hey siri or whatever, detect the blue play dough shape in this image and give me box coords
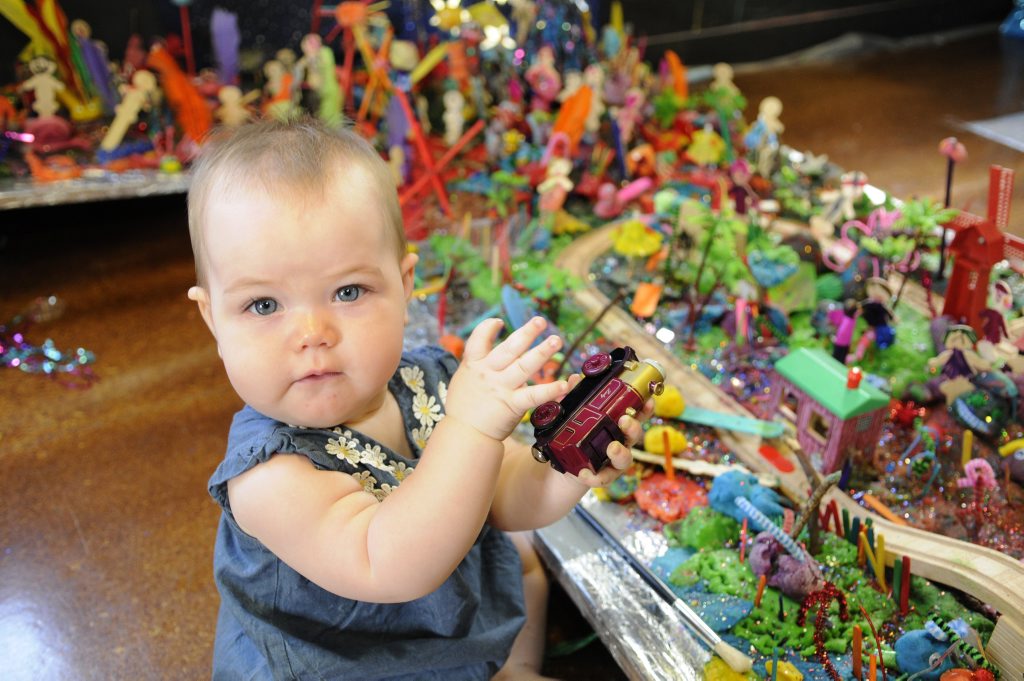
[748,250,799,288]
[894,630,955,680]
[692,591,752,633]
[708,470,786,531]
[649,551,754,635]
[499,285,563,349]
[651,547,695,585]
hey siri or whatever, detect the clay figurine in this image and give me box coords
[19,55,65,118]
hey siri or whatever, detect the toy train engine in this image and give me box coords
[531,347,665,475]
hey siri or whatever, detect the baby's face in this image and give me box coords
[192,167,416,429]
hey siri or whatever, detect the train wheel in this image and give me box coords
[531,401,562,428]
[581,352,612,377]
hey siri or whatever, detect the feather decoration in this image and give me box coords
[145,43,212,144]
[24,0,83,99]
[74,27,117,112]
[210,8,239,85]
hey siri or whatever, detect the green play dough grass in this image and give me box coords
[662,510,993,661]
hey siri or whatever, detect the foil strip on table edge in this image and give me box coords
[534,492,709,681]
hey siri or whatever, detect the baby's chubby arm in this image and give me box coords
[227,317,572,604]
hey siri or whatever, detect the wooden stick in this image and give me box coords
[790,471,841,538]
[861,493,908,526]
[662,429,675,480]
[629,449,778,487]
[892,554,903,610]
[398,118,484,212]
[392,88,452,215]
[739,517,748,564]
[852,625,863,679]
[899,555,911,615]
[554,290,627,379]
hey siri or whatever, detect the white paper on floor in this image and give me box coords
[962,111,1024,152]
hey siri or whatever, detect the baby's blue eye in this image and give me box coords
[336,286,362,302]
[248,298,278,315]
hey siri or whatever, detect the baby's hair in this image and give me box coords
[187,117,406,287]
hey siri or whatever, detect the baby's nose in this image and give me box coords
[297,309,339,349]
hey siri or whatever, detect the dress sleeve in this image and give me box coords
[208,406,306,512]
[406,344,460,384]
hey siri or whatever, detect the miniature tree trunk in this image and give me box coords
[683,221,719,347]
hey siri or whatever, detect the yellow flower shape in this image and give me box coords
[352,471,378,496]
[326,430,362,466]
[392,461,412,482]
[412,392,442,428]
[374,483,396,501]
[400,366,425,393]
[612,219,663,258]
[411,426,431,450]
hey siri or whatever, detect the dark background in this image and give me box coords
[0,0,1012,85]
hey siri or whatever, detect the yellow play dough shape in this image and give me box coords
[643,425,686,454]
[703,657,756,680]
[653,384,685,418]
[765,660,803,680]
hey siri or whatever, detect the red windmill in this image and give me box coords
[942,165,1014,333]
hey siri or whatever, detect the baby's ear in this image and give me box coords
[400,252,419,301]
[400,252,418,324]
[187,286,216,337]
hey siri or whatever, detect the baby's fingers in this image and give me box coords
[505,335,563,385]
[463,318,506,362]
[486,317,549,370]
[617,414,645,448]
[513,379,571,414]
[574,442,632,487]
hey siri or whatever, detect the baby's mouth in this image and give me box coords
[298,370,342,382]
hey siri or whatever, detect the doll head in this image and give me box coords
[944,324,978,351]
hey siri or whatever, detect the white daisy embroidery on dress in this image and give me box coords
[392,461,412,481]
[325,430,398,501]
[359,443,393,472]
[325,429,362,466]
[400,365,425,393]
[373,483,396,501]
[438,381,448,407]
[351,471,378,496]
[411,426,430,450]
[412,392,443,428]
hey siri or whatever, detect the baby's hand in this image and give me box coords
[573,394,655,488]
[445,317,572,442]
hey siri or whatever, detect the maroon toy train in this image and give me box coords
[531,347,666,476]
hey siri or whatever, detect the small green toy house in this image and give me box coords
[767,348,890,474]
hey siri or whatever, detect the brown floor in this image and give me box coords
[2,26,1023,681]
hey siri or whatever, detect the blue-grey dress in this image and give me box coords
[208,346,526,680]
